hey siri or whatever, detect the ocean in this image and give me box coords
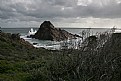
[1,28,110,50]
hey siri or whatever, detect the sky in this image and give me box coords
[0,0,121,28]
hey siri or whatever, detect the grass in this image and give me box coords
[0,32,121,81]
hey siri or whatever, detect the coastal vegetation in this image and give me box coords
[0,28,121,81]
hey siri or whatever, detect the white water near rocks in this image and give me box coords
[2,28,109,50]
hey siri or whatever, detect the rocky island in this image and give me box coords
[33,21,81,41]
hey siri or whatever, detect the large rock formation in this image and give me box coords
[33,21,81,41]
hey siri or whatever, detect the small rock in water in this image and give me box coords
[33,43,38,45]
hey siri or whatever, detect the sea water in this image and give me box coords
[1,28,109,50]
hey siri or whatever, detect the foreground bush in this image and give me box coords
[0,32,121,81]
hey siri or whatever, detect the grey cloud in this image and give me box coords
[42,0,77,7]
[75,3,121,18]
[0,0,121,23]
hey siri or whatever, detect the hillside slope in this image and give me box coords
[0,32,52,81]
[0,32,121,81]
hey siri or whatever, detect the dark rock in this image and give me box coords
[33,21,82,41]
[33,43,38,45]
[27,35,34,38]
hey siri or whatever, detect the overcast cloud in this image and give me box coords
[0,0,121,28]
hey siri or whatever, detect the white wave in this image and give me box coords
[27,28,37,37]
[20,34,83,50]
[114,29,121,33]
[20,35,32,40]
[33,43,61,50]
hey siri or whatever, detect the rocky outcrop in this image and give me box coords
[33,21,82,41]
